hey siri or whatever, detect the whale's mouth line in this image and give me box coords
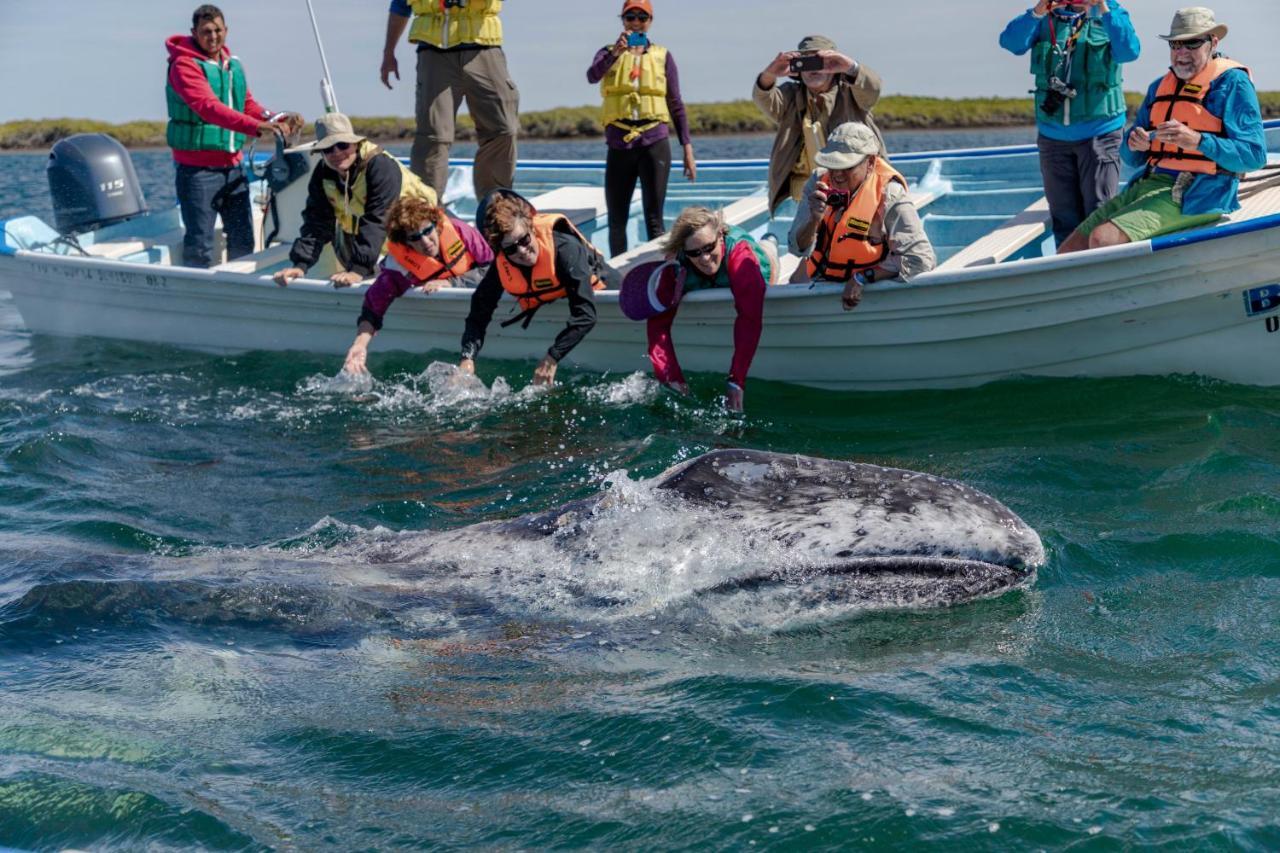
[699,555,1035,596]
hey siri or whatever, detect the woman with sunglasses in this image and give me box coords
[586,0,696,258]
[459,191,620,387]
[639,206,778,412]
[342,196,494,376]
[274,112,437,288]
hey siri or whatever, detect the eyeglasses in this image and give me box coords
[321,141,353,155]
[622,12,650,22]
[406,222,436,241]
[1169,37,1208,50]
[683,237,720,260]
[501,232,533,257]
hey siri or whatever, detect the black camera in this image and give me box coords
[825,190,849,209]
[789,54,825,74]
[1040,76,1077,116]
[443,0,466,7]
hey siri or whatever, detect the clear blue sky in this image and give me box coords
[0,0,1272,122]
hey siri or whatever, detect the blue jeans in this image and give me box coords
[175,164,254,268]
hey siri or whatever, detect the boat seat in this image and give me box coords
[83,240,150,260]
[528,187,608,227]
[212,242,294,274]
[933,196,1050,271]
[1228,173,1280,222]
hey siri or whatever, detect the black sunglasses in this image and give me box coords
[406,222,436,241]
[622,12,650,22]
[501,232,533,257]
[1169,37,1208,50]
[683,237,720,260]
[320,141,353,155]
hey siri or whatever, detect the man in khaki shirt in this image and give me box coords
[753,34,887,216]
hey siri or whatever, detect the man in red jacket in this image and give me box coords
[166,4,301,267]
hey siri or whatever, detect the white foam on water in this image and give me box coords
[581,371,660,407]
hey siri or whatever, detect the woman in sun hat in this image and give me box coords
[273,112,437,288]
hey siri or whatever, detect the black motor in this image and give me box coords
[46,133,148,235]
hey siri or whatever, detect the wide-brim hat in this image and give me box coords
[1158,6,1227,41]
[796,34,837,53]
[284,112,366,154]
[619,260,683,321]
[814,121,879,171]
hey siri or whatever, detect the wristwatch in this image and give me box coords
[863,268,877,284]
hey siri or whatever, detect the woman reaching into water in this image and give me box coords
[624,206,777,412]
[343,196,493,376]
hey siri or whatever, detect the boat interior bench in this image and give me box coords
[934,196,1050,271]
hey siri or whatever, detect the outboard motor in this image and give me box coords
[46,133,148,235]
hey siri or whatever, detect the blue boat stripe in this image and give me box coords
[1151,212,1280,251]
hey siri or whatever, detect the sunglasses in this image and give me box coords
[320,141,353,155]
[1169,37,1208,50]
[406,222,436,241]
[501,232,533,257]
[683,237,720,260]
[622,12,650,22]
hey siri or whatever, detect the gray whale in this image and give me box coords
[468,448,1045,611]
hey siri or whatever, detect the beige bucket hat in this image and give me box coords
[1158,7,1228,41]
[285,112,367,154]
[815,122,879,171]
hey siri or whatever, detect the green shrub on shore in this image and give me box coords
[4,94,1277,149]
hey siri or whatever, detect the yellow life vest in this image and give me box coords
[805,158,908,283]
[385,217,474,284]
[600,45,671,142]
[322,141,438,259]
[1147,58,1251,176]
[407,0,503,49]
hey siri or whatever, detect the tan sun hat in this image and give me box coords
[815,122,879,171]
[284,112,366,154]
[1158,7,1228,42]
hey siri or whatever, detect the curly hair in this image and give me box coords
[662,206,727,258]
[481,193,535,250]
[386,197,446,245]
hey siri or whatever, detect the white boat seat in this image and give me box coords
[83,240,150,260]
[212,242,293,274]
[934,196,1050,271]
[1228,171,1280,222]
[528,187,607,227]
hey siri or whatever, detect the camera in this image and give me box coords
[443,0,466,8]
[1040,76,1077,116]
[825,190,849,209]
[789,54,825,74]
[627,32,649,48]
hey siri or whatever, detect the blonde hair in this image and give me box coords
[662,206,727,257]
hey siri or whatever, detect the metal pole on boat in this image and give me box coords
[304,0,340,113]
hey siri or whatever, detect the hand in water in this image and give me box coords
[532,355,558,386]
[343,345,368,376]
[725,382,745,413]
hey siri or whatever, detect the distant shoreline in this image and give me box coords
[3,94,1276,151]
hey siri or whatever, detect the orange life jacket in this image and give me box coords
[495,214,605,326]
[805,158,909,282]
[385,217,474,283]
[1147,58,1251,176]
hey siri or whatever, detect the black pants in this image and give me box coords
[175,164,254,269]
[604,139,672,258]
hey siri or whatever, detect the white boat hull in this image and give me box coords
[3,214,1279,390]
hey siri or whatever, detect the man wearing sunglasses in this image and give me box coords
[381,0,519,201]
[1000,0,1140,248]
[1058,6,1266,253]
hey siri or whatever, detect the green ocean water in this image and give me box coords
[1,288,1278,849]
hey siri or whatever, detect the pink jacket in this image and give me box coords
[165,35,272,168]
[647,241,766,388]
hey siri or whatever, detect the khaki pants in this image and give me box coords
[412,45,519,201]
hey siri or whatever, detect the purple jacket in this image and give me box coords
[586,45,692,150]
[358,217,494,331]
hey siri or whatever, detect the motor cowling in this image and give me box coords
[46,133,148,235]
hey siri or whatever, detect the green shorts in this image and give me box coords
[1075,173,1222,243]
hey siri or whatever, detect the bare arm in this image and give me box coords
[381,13,410,89]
